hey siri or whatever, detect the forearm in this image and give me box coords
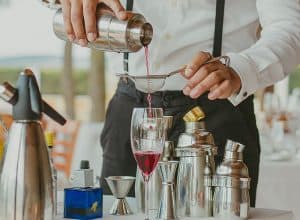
[228,0,300,106]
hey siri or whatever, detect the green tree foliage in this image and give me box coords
[289,66,300,92]
[0,68,88,95]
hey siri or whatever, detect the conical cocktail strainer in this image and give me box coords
[116,56,230,93]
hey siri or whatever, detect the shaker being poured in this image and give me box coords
[47,2,153,52]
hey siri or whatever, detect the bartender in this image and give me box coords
[60,0,300,206]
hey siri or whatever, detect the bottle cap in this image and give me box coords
[45,131,55,148]
[80,160,90,169]
[183,106,205,122]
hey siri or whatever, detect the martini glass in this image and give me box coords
[131,108,165,219]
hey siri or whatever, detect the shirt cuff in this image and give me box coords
[226,53,259,106]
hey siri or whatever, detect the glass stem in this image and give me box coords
[145,176,150,220]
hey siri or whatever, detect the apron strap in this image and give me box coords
[123,0,134,73]
[213,0,226,57]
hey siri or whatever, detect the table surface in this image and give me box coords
[57,194,294,220]
[65,124,299,220]
[256,159,300,220]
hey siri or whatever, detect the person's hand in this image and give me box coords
[60,0,127,47]
[182,51,241,100]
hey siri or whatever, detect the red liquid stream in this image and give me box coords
[144,46,152,115]
[134,151,161,177]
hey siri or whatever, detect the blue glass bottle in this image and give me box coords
[64,187,103,219]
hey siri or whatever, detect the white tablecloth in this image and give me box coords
[256,159,300,220]
[57,194,293,220]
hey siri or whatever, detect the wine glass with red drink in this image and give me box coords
[131,108,165,220]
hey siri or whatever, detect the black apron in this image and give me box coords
[100,0,260,207]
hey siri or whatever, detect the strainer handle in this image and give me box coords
[206,55,230,67]
[177,55,231,76]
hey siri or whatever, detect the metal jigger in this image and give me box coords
[105,176,136,215]
[157,161,179,220]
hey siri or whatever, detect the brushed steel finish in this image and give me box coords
[176,153,213,217]
[0,122,54,220]
[175,121,216,217]
[213,140,251,220]
[157,161,178,220]
[53,9,153,52]
[163,116,173,137]
[105,176,135,216]
[109,198,133,216]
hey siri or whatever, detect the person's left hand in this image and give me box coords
[182,51,241,100]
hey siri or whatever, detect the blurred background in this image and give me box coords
[1,0,300,122]
[0,0,119,121]
[1,0,300,218]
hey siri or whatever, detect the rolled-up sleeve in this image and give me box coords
[228,0,300,106]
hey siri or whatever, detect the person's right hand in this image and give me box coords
[60,0,127,47]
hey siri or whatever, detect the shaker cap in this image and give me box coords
[80,160,90,169]
[177,130,215,148]
[183,106,205,122]
[225,140,245,153]
[127,13,153,51]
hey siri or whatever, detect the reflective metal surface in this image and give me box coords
[116,56,229,93]
[40,0,61,9]
[0,122,54,220]
[213,140,251,220]
[176,151,213,217]
[176,121,216,217]
[105,176,135,215]
[53,10,153,52]
[157,161,178,220]
[135,116,174,215]
[109,198,133,216]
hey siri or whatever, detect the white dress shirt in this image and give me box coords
[106,0,300,105]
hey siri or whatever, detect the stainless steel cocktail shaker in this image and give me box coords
[0,69,66,220]
[40,0,153,52]
[176,106,217,217]
[53,10,153,52]
[213,140,251,219]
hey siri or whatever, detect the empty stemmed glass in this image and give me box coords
[131,108,165,220]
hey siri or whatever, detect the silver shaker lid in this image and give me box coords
[214,140,250,188]
[224,140,245,161]
[225,139,245,153]
[176,127,217,157]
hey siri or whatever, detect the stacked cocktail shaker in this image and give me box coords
[176,106,217,218]
[213,140,251,219]
[136,106,251,220]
